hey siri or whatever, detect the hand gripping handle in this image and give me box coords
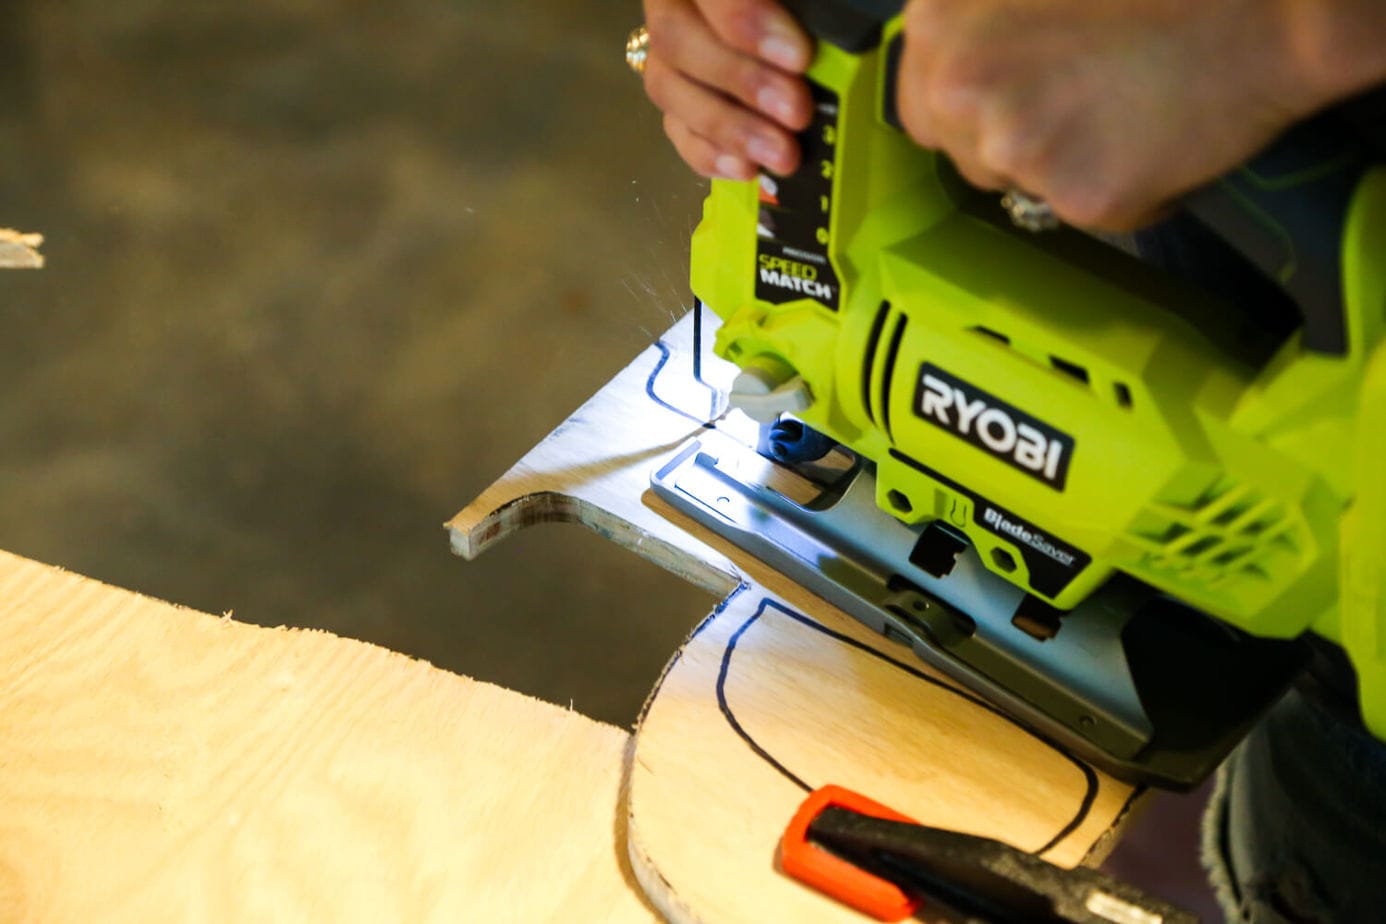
[781,0,1384,355]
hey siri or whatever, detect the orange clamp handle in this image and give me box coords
[779,785,922,922]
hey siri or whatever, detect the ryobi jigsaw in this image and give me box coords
[651,0,1386,788]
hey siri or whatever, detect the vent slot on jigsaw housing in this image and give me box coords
[969,325,1136,410]
[1126,472,1303,599]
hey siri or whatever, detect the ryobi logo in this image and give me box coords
[914,364,1073,490]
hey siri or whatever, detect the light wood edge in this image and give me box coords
[0,228,44,268]
[448,486,738,600]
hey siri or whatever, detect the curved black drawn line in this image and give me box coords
[715,599,814,794]
[714,596,1103,856]
[647,304,725,426]
[646,339,718,427]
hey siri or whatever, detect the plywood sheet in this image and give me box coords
[0,550,656,922]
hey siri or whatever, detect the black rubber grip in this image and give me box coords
[1338,83,1386,158]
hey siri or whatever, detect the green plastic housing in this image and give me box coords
[690,26,1386,737]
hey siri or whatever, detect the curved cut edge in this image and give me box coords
[447,491,583,560]
[447,490,741,601]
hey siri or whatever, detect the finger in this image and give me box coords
[901,65,1009,190]
[897,0,954,149]
[1003,112,1142,230]
[974,106,1051,191]
[897,81,1005,190]
[946,149,1009,191]
[691,0,813,73]
[664,115,757,180]
[909,73,1009,190]
[644,55,801,175]
[648,0,812,131]
[1045,180,1162,232]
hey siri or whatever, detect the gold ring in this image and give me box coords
[626,25,650,75]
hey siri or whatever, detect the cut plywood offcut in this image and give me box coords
[0,550,657,923]
[0,228,44,268]
[447,310,1140,924]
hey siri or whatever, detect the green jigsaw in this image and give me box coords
[652,0,1386,788]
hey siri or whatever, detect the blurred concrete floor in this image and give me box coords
[0,2,1219,919]
[0,0,716,725]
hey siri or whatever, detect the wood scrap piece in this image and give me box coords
[0,228,44,268]
[447,309,741,599]
[0,549,657,923]
[447,311,1140,922]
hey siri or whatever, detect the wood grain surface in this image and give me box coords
[0,550,657,923]
[448,311,1141,923]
